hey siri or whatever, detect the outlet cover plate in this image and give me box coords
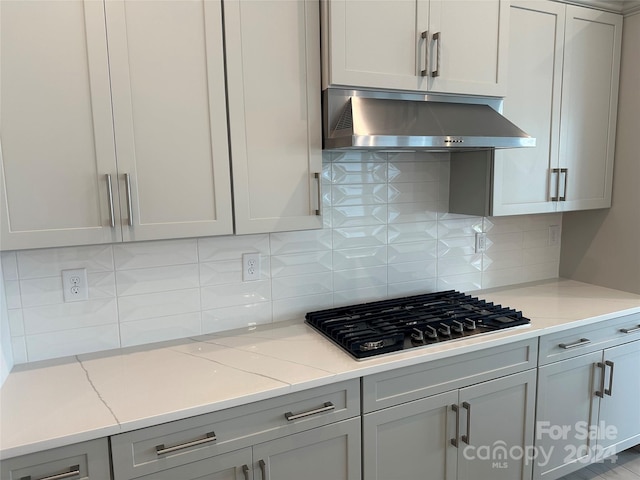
[62,268,89,302]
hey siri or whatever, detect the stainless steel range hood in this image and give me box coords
[323,89,535,151]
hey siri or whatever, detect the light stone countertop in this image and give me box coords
[2,278,640,460]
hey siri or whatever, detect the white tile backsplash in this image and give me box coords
[1,153,564,364]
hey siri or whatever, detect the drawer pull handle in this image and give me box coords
[20,465,80,480]
[155,431,216,455]
[621,325,640,334]
[420,30,429,76]
[106,174,115,228]
[314,172,322,216]
[461,402,471,445]
[284,401,335,421]
[604,360,614,396]
[451,404,460,448]
[596,362,606,398]
[259,459,268,480]
[125,173,133,227]
[242,464,250,480]
[559,338,591,349]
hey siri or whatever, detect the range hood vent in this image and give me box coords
[323,89,535,152]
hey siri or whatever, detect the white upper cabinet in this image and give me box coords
[558,5,622,212]
[491,1,621,216]
[225,0,323,234]
[105,0,233,242]
[0,0,121,250]
[322,0,509,96]
[492,0,565,216]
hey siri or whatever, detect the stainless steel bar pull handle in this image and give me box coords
[285,401,335,421]
[451,404,460,447]
[20,465,80,480]
[604,360,614,396]
[125,173,133,226]
[596,362,606,398]
[155,431,217,455]
[559,338,591,349]
[432,32,441,77]
[106,174,115,228]
[461,402,471,444]
[314,172,322,216]
[621,325,640,334]
[420,31,429,76]
[259,459,268,480]
[559,168,568,201]
[242,464,250,480]
[550,168,560,201]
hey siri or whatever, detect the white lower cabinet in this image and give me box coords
[535,315,640,480]
[363,370,536,480]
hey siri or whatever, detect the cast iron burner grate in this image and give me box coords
[305,290,530,360]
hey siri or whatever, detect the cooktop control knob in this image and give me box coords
[452,320,464,333]
[425,325,438,339]
[438,323,451,336]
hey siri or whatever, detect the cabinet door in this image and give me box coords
[598,340,640,455]
[457,369,536,480]
[105,0,233,241]
[492,1,564,216]
[427,0,508,96]
[252,418,361,480]
[225,0,323,234]
[362,390,458,480]
[558,6,622,211]
[534,351,602,480]
[323,0,430,91]
[136,448,253,480]
[0,0,121,250]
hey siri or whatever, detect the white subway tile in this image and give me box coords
[388,279,438,298]
[523,229,550,249]
[438,255,483,277]
[25,325,121,362]
[22,298,118,335]
[388,161,441,183]
[272,293,334,322]
[333,265,387,292]
[482,268,526,289]
[119,312,202,348]
[388,241,437,264]
[11,336,27,364]
[4,281,21,309]
[388,202,439,224]
[198,234,270,262]
[387,152,446,164]
[484,216,525,234]
[334,286,388,306]
[113,239,197,270]
[486,232,524,252]
[8,309,24,336]
[522,213,562,230]
[332,226,387,249]
[118,288,201,323]
[331,205,387,228]
[388,222,438,244]
[202,303,272,334]
[438,218,483,238]
[200,256,270,286]
[116,264,199,296]
[17,245,113,279]
[272,272,332,300]
[387,182,440,204]
[331,184,388,206]
[271,251,332,278]
[201,281,271,310]
[20,272,116,308]
[270,229,332,255]
[331,162,387,184]
[1,252,18,281]
[483,250,523,271]
[333,246,387,270]
[522,262,559,282]
[388,260,437,284]
[437,273,482,292]
[438,237,477,258]
[330,151,387,163]
[523,246,561,265]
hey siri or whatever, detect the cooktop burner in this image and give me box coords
[305,290,530,360]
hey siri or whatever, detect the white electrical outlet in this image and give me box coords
[549,225,561,246]
[62,268,89,302]
[242,253,261,282]
[475,232,487,253]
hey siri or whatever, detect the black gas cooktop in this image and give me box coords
[305,290,530,360]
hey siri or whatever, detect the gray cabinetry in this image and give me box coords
[535,313,640,480]
[111,379,361,480]
[362,339,538,480]
[0,438,110,480]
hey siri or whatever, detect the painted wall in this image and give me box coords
[560,12,640,294]
[1,153,563,365]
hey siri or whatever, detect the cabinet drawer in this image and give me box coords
[539,313,640,365]
[1,438,110,480]
[111,379,359,479]
[362,338,537,413]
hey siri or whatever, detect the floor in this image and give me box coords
[559,446,640,480]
